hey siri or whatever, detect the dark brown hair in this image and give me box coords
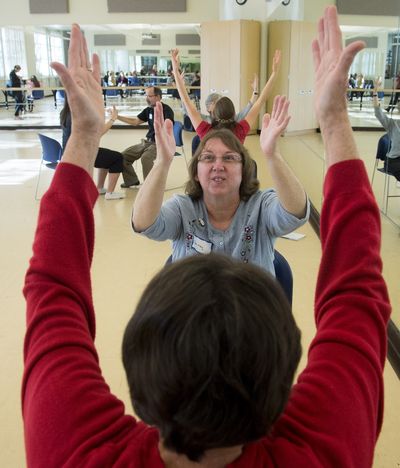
[122,253,301,462]
[185,128,259,201]
[211,96,236,130]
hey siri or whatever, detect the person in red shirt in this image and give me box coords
[170,47,281,144]
[23,8,390,468]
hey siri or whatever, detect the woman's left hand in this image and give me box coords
[154,102,175,165]
[260,95,290,157]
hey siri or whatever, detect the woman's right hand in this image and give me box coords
[171,48,180,73]
[154,102,175,165]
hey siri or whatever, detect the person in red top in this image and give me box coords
[23,8,391,468]
[170,47,281,144]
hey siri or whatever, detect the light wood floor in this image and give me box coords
[0,100,399,466]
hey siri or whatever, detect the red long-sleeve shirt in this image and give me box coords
[23,159,390,467]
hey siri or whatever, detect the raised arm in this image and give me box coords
[236,74,259,121]
[23,25,134,467]
[244,50,281,127]
[170,48,203,129]
[372,79,391,130]
[260,95,307,218]
[132,101,176,231]
[114,107,144,127]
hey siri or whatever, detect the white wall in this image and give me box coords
[220,0,305,22]
[0,0,219,26]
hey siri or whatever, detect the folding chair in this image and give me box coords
[35,134,62,200]
[173,121,189,169]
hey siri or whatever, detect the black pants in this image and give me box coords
[385,157,400,182]
[387,92,400,110]
[13,91,24,116]
[95,147,123,173]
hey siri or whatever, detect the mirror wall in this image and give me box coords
[0,16,398,332]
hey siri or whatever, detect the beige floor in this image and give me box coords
[0,100,399,466]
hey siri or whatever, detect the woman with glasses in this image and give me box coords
[132,96,309,275]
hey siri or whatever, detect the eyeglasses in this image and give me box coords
[198,153,243,164]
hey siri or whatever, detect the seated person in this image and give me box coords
[113,86,174,187]
[26,75,41,112]
[171,47,280,144]
[132,96,309,276]
[191,73,260,155]
[372,83,400,182]
[23,8,390,467]
[60,98,125,200]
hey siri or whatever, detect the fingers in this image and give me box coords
[68,24,81,69]
[78,27,90,70]
[311,39,321,73]
[326,5,342,53]
[50,62,76,95]
[164,118,174,138]
[261,113,271,130]
[92,53,101,83]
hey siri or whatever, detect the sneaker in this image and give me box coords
[14,115,23,120]
[98,188,107,195]
[105,191,125,200]
[120,182,141,188]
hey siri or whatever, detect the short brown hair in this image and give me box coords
[122,253,301,462]
[148,86,162,98]
[185,129,259,201]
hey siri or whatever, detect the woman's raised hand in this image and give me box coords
[171,48,181,73]
[260,95,290,157]
[154,102,176,165]
[312,6,364,124]
[272,50,282,75]
[50,24,104,140]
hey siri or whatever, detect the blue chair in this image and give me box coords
[35,134,62,200]
[166,249,293,305]
[173,121,189,169]
[273,250,293,305]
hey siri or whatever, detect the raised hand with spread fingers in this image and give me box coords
[50,24,104,173]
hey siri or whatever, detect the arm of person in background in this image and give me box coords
[132,101,176,232]
[113,105,144,126]
[101,105,118,135]
[260,95,307,218]
[372,79,391,130]
[170,48,203,130]
[236,73,259,121]
[244,50,281,127]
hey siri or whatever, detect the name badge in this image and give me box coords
[192,235,212,254]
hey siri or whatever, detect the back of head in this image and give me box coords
[205,92,221,112]
[122,253,301,462]
[211,96,236,130]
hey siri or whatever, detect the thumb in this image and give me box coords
[338,41,365,75]
[164,118,174,137]
[262,113,271,130]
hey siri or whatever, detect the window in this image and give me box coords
[1,27,27,80]
[34,32,49,78]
